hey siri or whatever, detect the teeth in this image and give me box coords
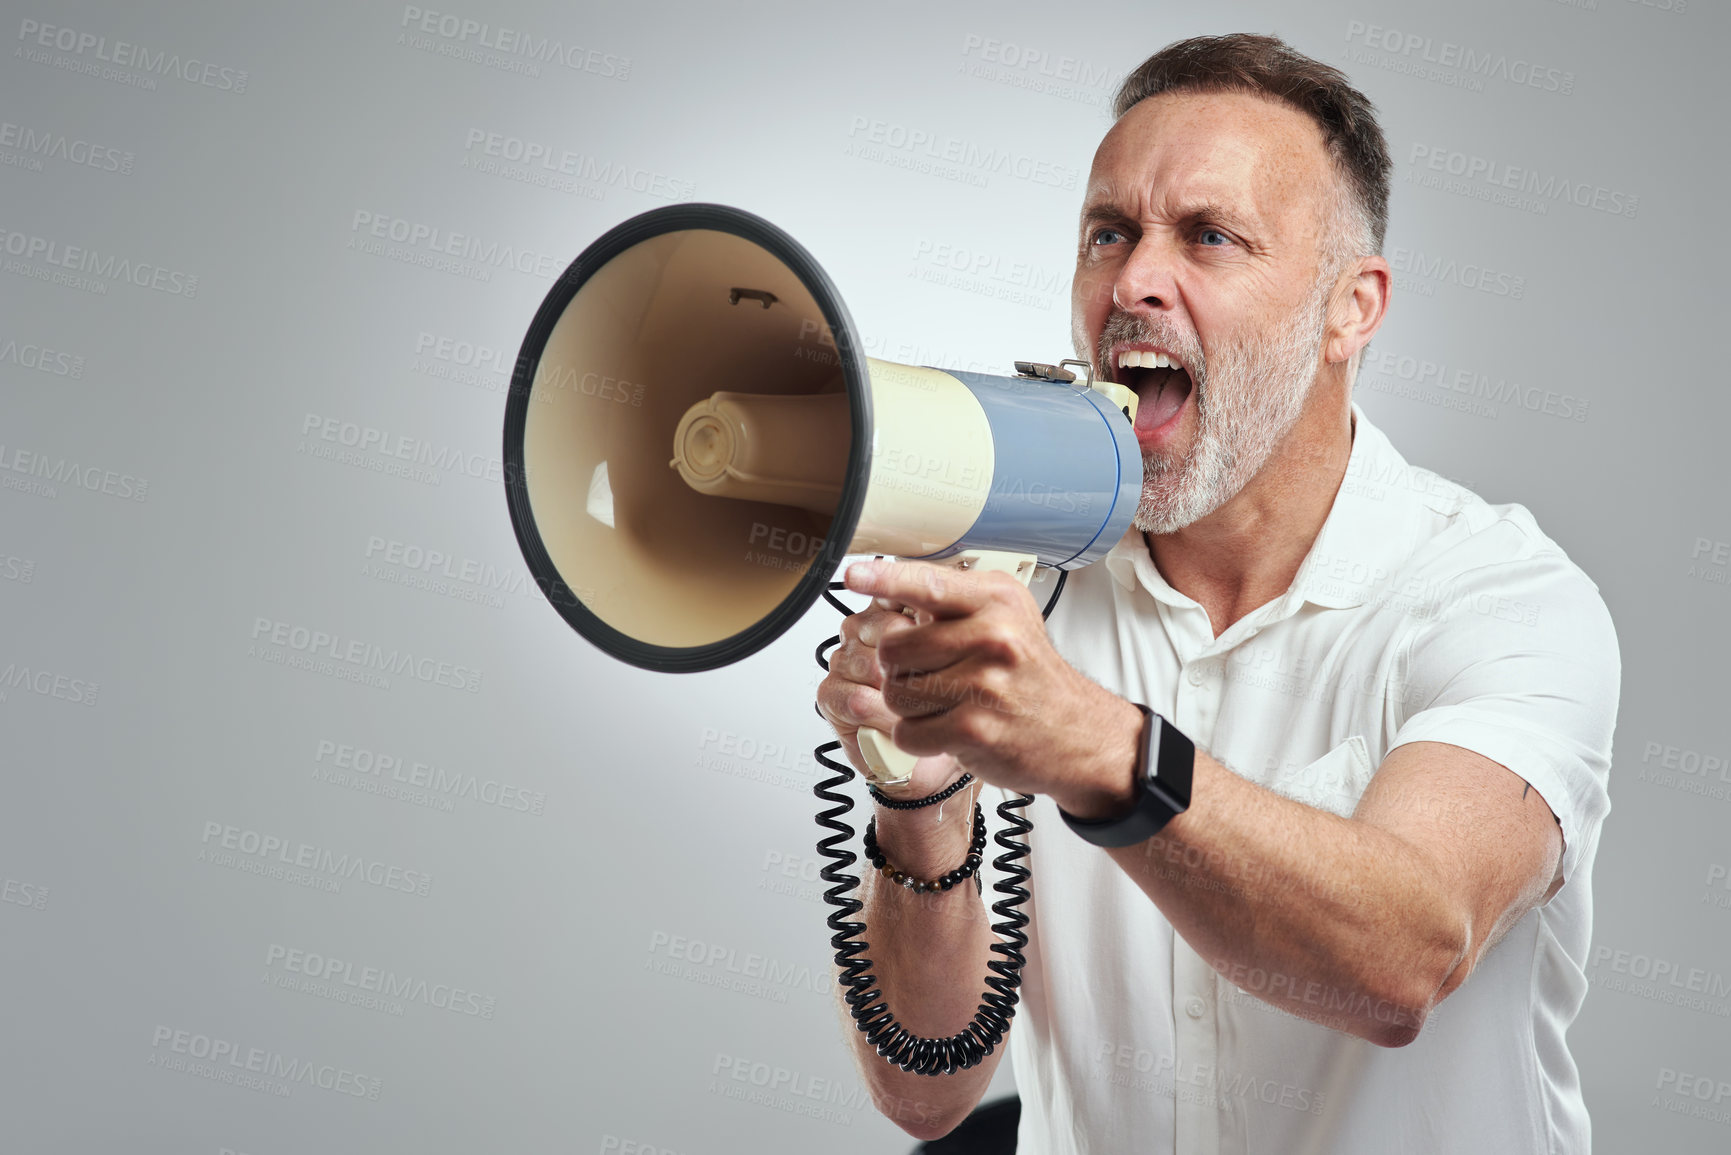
[1116,350,1179,370]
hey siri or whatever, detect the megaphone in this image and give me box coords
[501,203,1142,782]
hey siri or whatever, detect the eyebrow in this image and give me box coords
[1079,192,1263,238]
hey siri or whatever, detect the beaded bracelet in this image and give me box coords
[867,773,975,810]
[863,801,987,895]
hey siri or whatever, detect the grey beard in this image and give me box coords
[1086,282,1331,535]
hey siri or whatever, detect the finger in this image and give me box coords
[882,655,1031,727]
[855,608,919,649]
[825,635,883,688]
[880,663,972,720]
[841,602,906,640]
[843,559,989,620]
[875,615,1011,677]
[880,682,956,724]
[890,670,1032,755]
[882,714,951,758]
[817,671,901,734]
[890,709,982,758]
[840,642,883,688]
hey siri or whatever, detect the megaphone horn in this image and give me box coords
[502,204,1143,783]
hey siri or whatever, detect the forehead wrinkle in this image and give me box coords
[1084,92,1330,249]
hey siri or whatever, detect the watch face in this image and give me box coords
[1141,709,1162,784]
[1058,706,1193,847]
[1150,713,1195,812]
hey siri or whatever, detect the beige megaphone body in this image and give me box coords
[501,205,1145,784]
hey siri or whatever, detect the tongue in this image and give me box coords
[1134,370,1192,435]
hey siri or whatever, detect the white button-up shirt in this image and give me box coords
[1002,404,1620,1154]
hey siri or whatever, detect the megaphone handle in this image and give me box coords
[853,549,1039,789]
[856,727,918,787]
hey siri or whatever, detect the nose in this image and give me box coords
[1111,237,1176,314]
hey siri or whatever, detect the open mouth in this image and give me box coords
[1113,348,1193,435]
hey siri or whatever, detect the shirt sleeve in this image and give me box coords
[1386,541,1621,887]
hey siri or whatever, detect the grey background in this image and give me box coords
[3,0,1727,1151]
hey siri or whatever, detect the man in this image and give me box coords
[816,33,1619,1154]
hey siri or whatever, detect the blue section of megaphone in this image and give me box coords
[916,370,1143,568]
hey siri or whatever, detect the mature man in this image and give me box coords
[817,33,1619,1154]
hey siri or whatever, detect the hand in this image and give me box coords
[839,558,1142,812]
[816,590,967,801]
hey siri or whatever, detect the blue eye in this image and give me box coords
[1091,228,1126,246]
[1199,228,1229,246]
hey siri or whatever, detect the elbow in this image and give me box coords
[870,1092,965,1142]
[1355,976,1436,1048]
[902,1119,958,1144]
[859,1061,978,1141]
[1363,1010,1426,1049]
[1361,918,1471,1049]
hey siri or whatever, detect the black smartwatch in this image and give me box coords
[1059,703,1194,847]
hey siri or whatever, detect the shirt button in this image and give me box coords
[1185,996,1206,1019]
[1187,665,1206,687]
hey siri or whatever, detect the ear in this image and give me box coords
[1324,255,1391,366]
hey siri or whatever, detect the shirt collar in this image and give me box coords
[1103,529,1187,605]
[1099,404,1440,612]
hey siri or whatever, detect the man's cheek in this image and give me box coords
[1075,281,1115,347]
[1079,274,1119,313]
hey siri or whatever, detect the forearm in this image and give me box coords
[1049,699,1466,1044]
[1094,747,1468,1045]
[839,802,1007,1140]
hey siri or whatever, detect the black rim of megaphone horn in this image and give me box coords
[502,203,873,674]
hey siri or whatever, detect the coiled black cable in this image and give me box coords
[811,565,1065,1076]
